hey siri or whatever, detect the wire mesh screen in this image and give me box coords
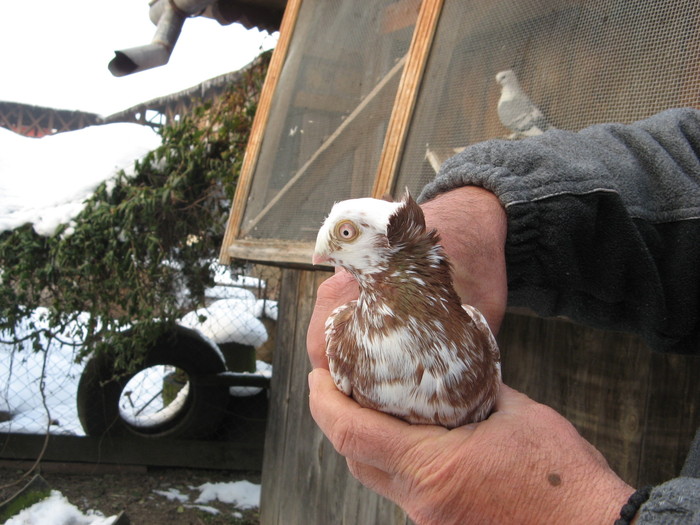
[394,0,700,195]
[240,0,419,242]
[0,264,279,438]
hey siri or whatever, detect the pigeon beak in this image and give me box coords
[313,224,333,265]
[312,235,330,265]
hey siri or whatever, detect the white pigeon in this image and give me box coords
[495,69,551,138]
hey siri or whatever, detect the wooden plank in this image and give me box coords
[0,460,146,475]
[372,0,444,198]
[638,351,700,485]
[275,269,324,523]
[0,433,262,471]
[227,239,321,269]
[497,312,700,487]
[219,0,303,264]
[260,268,301,524]
[497,314,650,485]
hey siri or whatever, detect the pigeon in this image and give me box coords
[312,190,501,428]
[496,69,551,138]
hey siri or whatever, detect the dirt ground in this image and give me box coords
[0,463,261,524]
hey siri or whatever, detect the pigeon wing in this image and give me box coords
[325,301,358,396]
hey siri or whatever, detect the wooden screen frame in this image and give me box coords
[220,0,444,267]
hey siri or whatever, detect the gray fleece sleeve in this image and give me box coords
[418,108,700,355]
[636,478,700,524]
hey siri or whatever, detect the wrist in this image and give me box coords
[557,469,635,525]
[421,186,507,333]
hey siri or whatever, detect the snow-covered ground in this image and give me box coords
[7,480,261,524]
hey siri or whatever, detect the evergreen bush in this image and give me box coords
[0,51,270,371]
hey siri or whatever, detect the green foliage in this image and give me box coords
[0,51,271,369]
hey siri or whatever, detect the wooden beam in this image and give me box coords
[372,0,445,198]
[219,0,303,264]
[0,433,263,471]
[226,239,331,270]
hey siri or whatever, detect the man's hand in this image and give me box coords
[308,369,634,525]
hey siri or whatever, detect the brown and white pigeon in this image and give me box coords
[312,190,500,428]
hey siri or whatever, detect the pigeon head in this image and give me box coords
[495,69,518,87]
[313,190,426,276]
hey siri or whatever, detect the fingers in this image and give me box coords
[308,369,446,470]
[306,271,358,369]
[308,369,402,502]
[346,458,395,495]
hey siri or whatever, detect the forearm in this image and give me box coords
[421,186,507,334]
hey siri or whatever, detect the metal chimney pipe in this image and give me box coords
[108,0,217,77]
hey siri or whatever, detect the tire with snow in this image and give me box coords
[77,325,229,439]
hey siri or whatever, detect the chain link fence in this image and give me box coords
[0,263,279,440]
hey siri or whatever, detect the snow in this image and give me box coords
[227,360,273,397]
[255,298,279,321]
[5,480,263,524]
[119,369,191,428]
[152,488,189,503]
[186,504,221,515]
[5,490,118,525]
[0,308,86,436]
[195,480,261,509]
[0,123,161,236]
[179,298,269,347]
[151,482,262,516]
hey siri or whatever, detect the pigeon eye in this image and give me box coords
[335,221,358,242]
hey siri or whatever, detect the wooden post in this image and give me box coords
[372,0,444,198]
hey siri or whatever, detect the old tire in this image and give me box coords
[77,325,229,439]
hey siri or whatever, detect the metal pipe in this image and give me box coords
[108,0,217,77]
